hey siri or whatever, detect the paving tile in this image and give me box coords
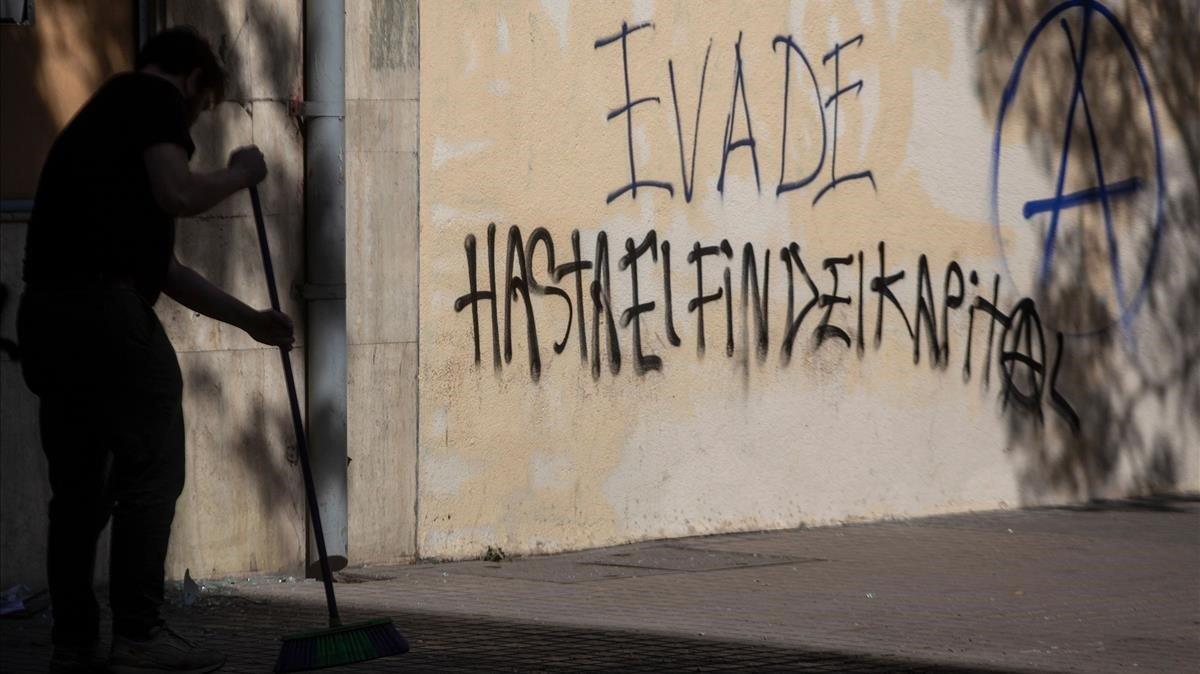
[2,500,1198,672]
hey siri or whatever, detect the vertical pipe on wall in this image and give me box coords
[136,0,149,47]
[303,0,348,575]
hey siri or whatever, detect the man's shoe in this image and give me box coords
[49,641,103,673]
[109,624,225,674]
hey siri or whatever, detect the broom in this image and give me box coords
[249,186,409,672]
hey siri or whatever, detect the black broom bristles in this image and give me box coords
[275,618,408,672]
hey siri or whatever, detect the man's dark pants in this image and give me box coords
[17,283,185,645]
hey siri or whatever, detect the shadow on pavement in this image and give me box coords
[1,592,1018,673]
[1057,493,1200,512]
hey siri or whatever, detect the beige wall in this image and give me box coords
[157,0,308,580]
[0,0,133,200]
[3,0,1196,587]
[417,1,1199,560]
[345,0,420,565]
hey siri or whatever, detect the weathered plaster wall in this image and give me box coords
[418,0,1198,560]
[3,0,1195,587]
[345,0,420,565]
[0,0,134,200]
[155,0,308,580]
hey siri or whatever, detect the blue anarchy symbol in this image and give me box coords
[989,0,1165,337]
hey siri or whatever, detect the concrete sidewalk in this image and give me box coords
[2,497,1197,672]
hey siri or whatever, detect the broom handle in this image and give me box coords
[250,186,341,627]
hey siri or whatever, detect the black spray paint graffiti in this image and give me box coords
[596,24,876,205]
[453,226,1081,435]
[448,18,1102,436]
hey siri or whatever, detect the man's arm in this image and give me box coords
[145,143,267,217]
[163,255,294,348]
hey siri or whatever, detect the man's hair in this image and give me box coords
[136,26,226,102]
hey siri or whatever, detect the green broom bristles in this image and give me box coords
[275,618,409,672]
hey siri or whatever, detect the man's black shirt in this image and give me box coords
[23,72,195,304]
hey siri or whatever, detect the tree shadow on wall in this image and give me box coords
[180,363,303,572]
[163,0,303,287]
[132,2,309,575]
[971,0,1199,502]
[156,0,307,575]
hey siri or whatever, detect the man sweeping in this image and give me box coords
[18,27,294,673]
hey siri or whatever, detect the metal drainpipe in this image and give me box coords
[136,1,152,48]
[302,0,348,576]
